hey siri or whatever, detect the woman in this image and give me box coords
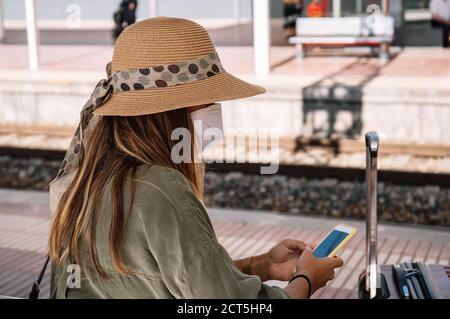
[48,17,343,299]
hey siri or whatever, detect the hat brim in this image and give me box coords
[93,72,266,116]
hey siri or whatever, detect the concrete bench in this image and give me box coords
[289,16,395,61]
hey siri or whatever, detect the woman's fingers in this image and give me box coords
[329,256,344,268]
[281,239,316,252]
[282,239,306,252]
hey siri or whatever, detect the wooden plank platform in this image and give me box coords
[0,188,448,299]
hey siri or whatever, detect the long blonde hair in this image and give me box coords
[49,107,203,277]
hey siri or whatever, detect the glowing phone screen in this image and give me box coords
[313,230,350,258]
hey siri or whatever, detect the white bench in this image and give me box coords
[289,16,395,61]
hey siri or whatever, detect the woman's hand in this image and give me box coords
[234,239,310,282]
[235,239,312,281]
[263,239,310,281]
[285,248,344,298]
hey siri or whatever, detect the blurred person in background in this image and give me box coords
[113,0,138,42]
[307,0,324,18]
[430,0,450,47]
[48,17,344,299]
[282,0,304,38]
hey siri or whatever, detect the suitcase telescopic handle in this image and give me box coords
[365,132,379,299]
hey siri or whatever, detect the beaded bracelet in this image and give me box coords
[288,274,312,298]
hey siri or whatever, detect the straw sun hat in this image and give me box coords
[93,16,266,116]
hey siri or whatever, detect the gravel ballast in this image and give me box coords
[1,156,449,227]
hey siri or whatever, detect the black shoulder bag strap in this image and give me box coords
[29,255,50,299]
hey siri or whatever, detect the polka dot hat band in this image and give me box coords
[48,17,266,213]
[110,51,225,92]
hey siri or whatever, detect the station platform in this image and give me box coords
[1,45,449,147]
[1,188,449,299]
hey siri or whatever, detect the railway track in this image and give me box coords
[2,124,450,157]
[2,145,450,187]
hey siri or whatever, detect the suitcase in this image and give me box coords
[358,132,450,299]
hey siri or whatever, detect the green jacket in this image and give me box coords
[50,165,289,299]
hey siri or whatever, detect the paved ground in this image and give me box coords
[2,17,444,47]
[3,19,287,46]
[0,188,449,299]
[1,44,449,78]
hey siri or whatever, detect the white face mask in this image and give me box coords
[190,103,224,158]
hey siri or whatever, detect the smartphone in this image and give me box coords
[312,224,357,258]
